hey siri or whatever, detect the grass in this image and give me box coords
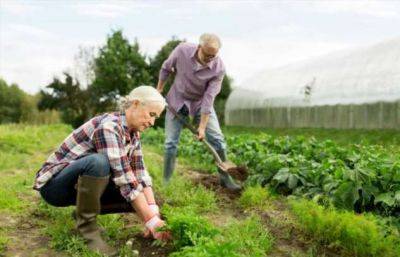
[144,146,218,214]
[0,121,271,257]
[36,200,135,257]
[238,185,273,210]
[0,124,72,214]
[289,198,400,257]
[221,215,273,257]
[0,230,7,255]
[144,146,274,257]
[0,124,73,256]
[1,123,398,257]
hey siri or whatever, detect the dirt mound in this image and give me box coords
[227,165,248,181]
[188,171,242,200]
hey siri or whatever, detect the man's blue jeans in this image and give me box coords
[39,154,125,207]
[164,106,227,156]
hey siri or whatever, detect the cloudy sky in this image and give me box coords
[1,0,399,94]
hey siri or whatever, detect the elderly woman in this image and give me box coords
[33,86,170,256]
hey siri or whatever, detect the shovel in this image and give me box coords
[167,105,248,181]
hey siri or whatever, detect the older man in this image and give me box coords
[34,86,170,256]
[157,33,241,190]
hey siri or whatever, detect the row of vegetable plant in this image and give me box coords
[142,129,400,218]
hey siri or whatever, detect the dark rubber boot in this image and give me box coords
[216,150,241,191]
[163,152,176,184]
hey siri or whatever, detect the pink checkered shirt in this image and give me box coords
[33,112,152,201]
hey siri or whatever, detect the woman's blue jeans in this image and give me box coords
[39,154,125,207]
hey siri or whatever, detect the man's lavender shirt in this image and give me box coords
[159,42,225,118]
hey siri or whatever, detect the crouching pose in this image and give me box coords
[34,86,170,256]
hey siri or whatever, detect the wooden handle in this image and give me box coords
[167,105,223,165]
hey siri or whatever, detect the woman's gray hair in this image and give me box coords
[118,85,167,111]
[199,33,222,49]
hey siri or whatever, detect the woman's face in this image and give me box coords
[126,100,164,132]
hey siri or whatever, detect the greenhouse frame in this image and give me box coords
[225,37,400,129]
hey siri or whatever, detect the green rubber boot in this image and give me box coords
[75,175,118,256]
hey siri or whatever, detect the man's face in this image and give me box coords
[198,45,219,64]
[126,101,164,132]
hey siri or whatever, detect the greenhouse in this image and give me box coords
[225,37,400,129]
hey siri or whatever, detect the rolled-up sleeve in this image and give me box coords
[92,123,143,202]
[201,72,225,114]
[159,44,181,82]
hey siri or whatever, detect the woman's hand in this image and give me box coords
[143,203,160,237]
[148,203,160,216]
[144,215,171,241]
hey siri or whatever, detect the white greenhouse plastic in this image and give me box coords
[225,37,400,129]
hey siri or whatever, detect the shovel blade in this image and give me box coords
[216,161,237,172]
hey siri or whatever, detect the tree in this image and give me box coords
[149,36,183,85]
[0,78,26,123]
[214,75,233,125]
[148,37,183,127]
[38,72,91,128]
[73,46,96,89]
[91,30,151,112]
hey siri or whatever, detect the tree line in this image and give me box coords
[36,30,233,128]
[0,78,60,124]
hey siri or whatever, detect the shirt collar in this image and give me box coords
[119,112,138,142]
[120,112,129,131]
[191,47,215,70]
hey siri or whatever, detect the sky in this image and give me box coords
[1,0,400,94]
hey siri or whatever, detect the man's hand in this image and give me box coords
[197,113,209,141]
[156,80,165,94]
[197,126,206,141]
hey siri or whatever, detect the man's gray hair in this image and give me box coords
[199,33,221,49]
[118,85,167,111]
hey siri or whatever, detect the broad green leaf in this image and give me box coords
[395,191,400,202]
[374,193,395,206]
[333,181,360,209]
[272,168,289,183]
[287,174,299,189]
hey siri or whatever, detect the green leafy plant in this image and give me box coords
[290,198,400,257]
[163,206,219,250]
[239,185,272,210]
[142,129,400,217]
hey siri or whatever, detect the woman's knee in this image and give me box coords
[84,154,111,177]
[39,186,75,207]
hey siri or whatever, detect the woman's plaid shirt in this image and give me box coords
[33,112,152,201]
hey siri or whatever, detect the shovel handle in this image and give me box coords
[167,105,224,165]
